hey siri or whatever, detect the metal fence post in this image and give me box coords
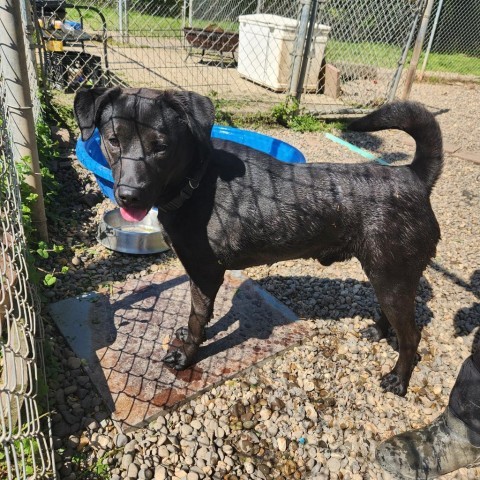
[0,0,48,242]
[188,0,193,27]
[402,0,436,99]
[289,0,312,98]
[118,0,129,43]
[294,0,319,102]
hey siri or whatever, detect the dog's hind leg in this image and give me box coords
[163,269,224,370]
[361,311,391,342]
[368,271,422,396]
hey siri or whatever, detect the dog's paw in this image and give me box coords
[175,326,206,344]
[380,372,407,397]
[361,325,385,342]
[163,348,191,371]
[175,326,189,342]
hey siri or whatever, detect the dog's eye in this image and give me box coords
[153,142,168,153]
[108,137,120,148]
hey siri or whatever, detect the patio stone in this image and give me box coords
[49,269,309,430]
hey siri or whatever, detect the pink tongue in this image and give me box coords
[119,207,148,222]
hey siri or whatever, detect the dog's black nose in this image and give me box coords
[117,186,140,206]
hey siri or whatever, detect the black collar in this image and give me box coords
[156,159,209,213]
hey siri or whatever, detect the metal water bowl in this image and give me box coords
[97,208,169,255]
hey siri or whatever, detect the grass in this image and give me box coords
[422,51,480,77]
[327,39,480,77]
[65,6,478,76]
[66,6,238,38]
[67,7,183,37]
[327,40,403,69]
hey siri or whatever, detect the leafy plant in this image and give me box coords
[16,109,60,241]
[208,92,345,132]
[288,112,326,132]
[0,429,43,477]
[271,97,346,133]
[13,92,69,291]
[43,273,57,287]
[208,90,235,126]
[36,241,64,259]
[42,266,69,288]
[271,96,301,127]
[35,114,61,217]
[71,449,118,479]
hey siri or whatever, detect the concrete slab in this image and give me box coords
[401,136,460,154]
[49,269,309,431]
[455,150,480,165]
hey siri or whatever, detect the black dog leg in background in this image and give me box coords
[361,311,391,342]
[368,270,422,396]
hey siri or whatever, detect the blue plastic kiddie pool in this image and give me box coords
[76,125,306,203]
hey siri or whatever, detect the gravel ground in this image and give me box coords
[42,81,479,479]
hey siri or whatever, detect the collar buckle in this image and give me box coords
[187,178,200,190]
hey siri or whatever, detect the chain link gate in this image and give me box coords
[33,0,428,115]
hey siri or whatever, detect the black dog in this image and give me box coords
[74,88,443,396]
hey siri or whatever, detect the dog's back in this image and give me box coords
[207,101,443,271]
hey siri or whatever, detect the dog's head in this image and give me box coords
[74,87,215,220]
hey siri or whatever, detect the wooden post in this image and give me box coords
[0,0,48,241]
[402,0,436,99]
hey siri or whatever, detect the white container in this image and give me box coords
[238,14,331,92]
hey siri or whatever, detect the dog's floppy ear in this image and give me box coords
[73,87,121,140]
[164,91,215,146]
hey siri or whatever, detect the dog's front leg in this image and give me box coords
[163,273,224,370]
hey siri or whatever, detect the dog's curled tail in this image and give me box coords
[348,101,443,191]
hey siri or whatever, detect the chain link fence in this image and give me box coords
[315,0,422,108]
[0,76,54,480]
[419,0,480,82]
[0,0,55,478]
[34,0,434,115]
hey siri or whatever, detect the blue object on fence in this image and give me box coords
[76,125,306,203]
[64,20,82,30]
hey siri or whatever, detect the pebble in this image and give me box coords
[67,356,82,370]
[303,379,315,392]
[191,419,202,431]
[154,466,167,480]
[71,256,82,266]
[259,408,272,421]
[127,462,139,479]
[277,437,288,452]
[327,457,342,473]
[139,468,153,480]
[121,453,134,470]
[115,433,129,448]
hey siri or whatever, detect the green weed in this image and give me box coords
[271,97,345,133]
[71,449,119,479]
[209,93,345,132]
[12,94,71,290]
